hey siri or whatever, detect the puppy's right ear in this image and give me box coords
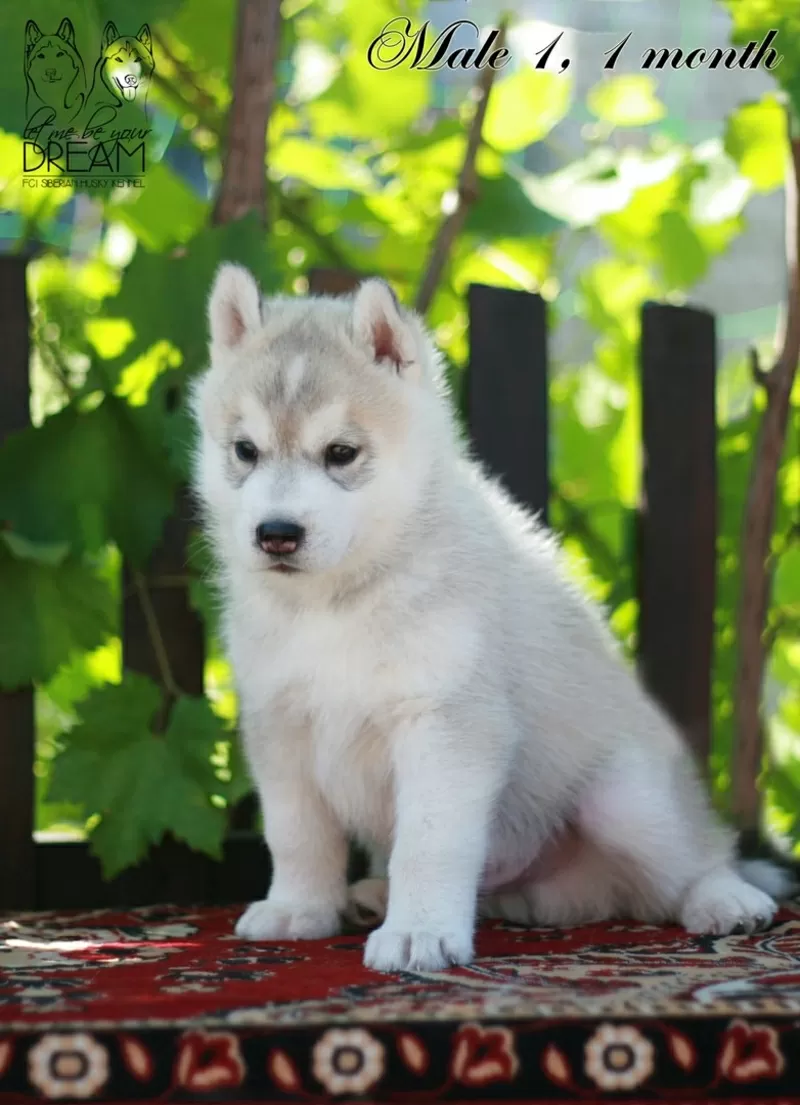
[208,263,262,354]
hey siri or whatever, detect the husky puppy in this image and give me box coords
[82,23,154,134]
[24,19,87,137]
[192,264,790,973]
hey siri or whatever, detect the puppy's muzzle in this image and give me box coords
[255,519,306,557]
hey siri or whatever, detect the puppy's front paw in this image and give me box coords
[681,870,777,936]
[235,899,341,941]
[363,924,473,972]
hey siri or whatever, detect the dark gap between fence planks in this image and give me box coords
[0,259,728,909]
[0,256,35,912]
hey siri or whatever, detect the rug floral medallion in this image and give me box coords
[2,902,800,1102]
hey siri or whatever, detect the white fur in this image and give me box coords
[192,266,790,973]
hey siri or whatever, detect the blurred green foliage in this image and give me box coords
[0,0,798,876]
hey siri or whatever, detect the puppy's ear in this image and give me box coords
[208,263,262,354]
[102,22,119,49]
[137,24,152,53]
[26,21,42,52]
[56,18,76,47]
[351,279,417,377]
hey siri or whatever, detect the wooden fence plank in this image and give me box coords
[0,256,35,912]
[467,284,549,520]
[638,302,717,764]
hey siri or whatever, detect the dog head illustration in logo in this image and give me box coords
[85,22,154,127]
[24,18,86,135]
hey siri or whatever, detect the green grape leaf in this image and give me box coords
[484,67,571,152]
[654,209,709,289]
[0,541,114,689]
[166,693,230,783]
[271,138,376,193]
[166,0,236,81]
[48,674,229,878]
[100,214,277,385]
[774,545,800,608]
[465,172,565,240]
[725,95,789,193]
[125,369,197,482]
[113,162,209,250]
[307,0,429,141]
[0,397,177,564]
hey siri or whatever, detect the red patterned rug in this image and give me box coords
[2,903,800,1102]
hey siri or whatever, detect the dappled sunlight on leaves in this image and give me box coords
[588,75,666,129]
[483,66,571,152]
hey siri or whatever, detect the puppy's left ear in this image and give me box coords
[102,22,120,50]
[208,263,262,355]
[137,24,152,53]
[351,279,418,379]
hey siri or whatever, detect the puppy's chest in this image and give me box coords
[235,597,476,837]
[292,633,400,839]
[238,609,424,838]
[241,601,444,721]
[312,716,394,839]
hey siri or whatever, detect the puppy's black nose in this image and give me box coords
[255,519,306,556]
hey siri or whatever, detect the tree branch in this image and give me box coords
[732,114,800,831]
[414,23,508,315]
[212,0,282,226]
[749,345,772,392]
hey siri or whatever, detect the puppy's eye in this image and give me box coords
[234,439,258,463]
[325,443,360,467]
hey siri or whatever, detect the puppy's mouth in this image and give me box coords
[269,562,301,575]
[114,73,140,101]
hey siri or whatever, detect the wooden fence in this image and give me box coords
[0,261,720,911]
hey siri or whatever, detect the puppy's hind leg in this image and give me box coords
[343,878,389,929]
[343,844,389,929]
[480,838,621,928]
[576,742,778,935]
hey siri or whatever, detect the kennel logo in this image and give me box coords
[22,18,155,189]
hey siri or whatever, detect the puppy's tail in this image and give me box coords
[737,858,798,901]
